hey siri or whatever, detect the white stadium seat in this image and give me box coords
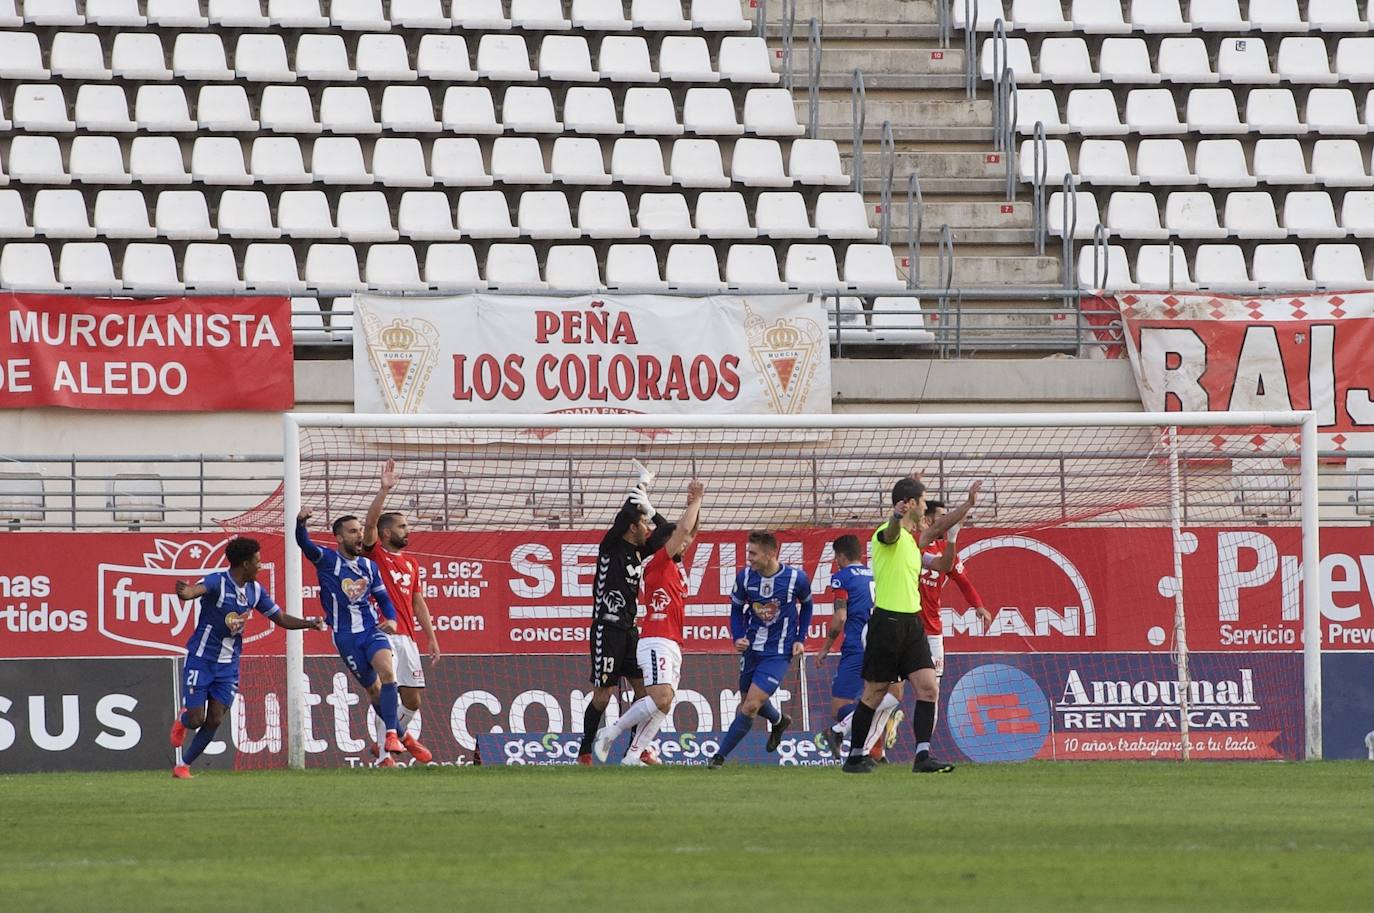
[381,86,440,132]
[513,0,572,29]
[320,86,380,134]
[199,86,259,132]
[671,139,730,187]
[133,85,194,132]
[1283,190,1344,237]
[1098,38,1158,83]
[1223,191,1286,239]
[0,242,59,289]
[457,190,519,239]
[1217,36,1280,83]
[980,37,1039,84]
[1132,0,1188,32]
[551,136,612,185]
[540,36,598,81]
[86,0,145,25]
[432,138,492,187]
[1159,37,1218,83]
[1306,88,1364,134]
[147,0,208,26]
[952,0,1007,30]
[573,0,630,30]
[244,243,304,293]
[1077,244,1133,289]
[1016,89,1067,134]
[844,244,907,293]
[1342,191,1374,236]
[10,135,70,184]
[785,243,842,290]
[442,88,500,135]
[59,242,119,292]
[1135,245,1195,289]
[1038,37,1100,84]
[33,189,95,238]
[1312,244,1369,286]
[1013,0,1070,31]
[425,244,484,289]
[697,191,756,238]
[731,137,792,187]
[130,136,190,184]
[665,244,723,291]
[295,34,356,81]
[725,244,783,288]
[26,0,83,25]
[491,136,553,184]
[790,140,849,186]
[1335,38,1374,83]
[312,137,373,184]
[69,136,128,184]
[755,191,816,238]
[1047,190,1101,239]
[1312,139,1374,186]
[183,242,243,290]
[1106,191,1168,239]
[454,0,509,28]
[0,190,34,237]
[564,87,624,134]
[417,36,475,81]
[373,137,433,187]
[519,190,579,239]
[398,191,460,240]
[98,191,154,240]
[503,87,562,134]
[357,34,417,81]
[1186,88,1245,133]
[719,37,778,84]
[218,190,279,239]
[14,85,75,132]
[51,32,111,79]
[638,192,697,239]
[1165,191,1227,238]
[155,190,216,240]
[815,192,877,239]
[236,35,295,82]
[691,0,750,31]
[1253,138,1314,183]
[190,137,252,185]
[304,244,361,293]
[1250,0,1307,32]
[624,87,683,135]
[631,0,689,30]
[1066,89,1127,135]
[1018,138,1072,183]
[1246,88,1308,133]
[173,34,233,81]
[1195,138,1257,187]
[337,191,399,242]
[366,245,427,292]
[1252,243,1314,290]
[660,36,719,82]
[486,243,546,291]
[260,86,321,133]
[599,36,659,82]
[1190,0,1248,32]
[1136,139,1198,185]
[477,35,536,81]
[1073,0,1130,33]
[578,189,637,238]
[1077,139,1138,185]
[211,0,269,25]
[279,190,339,237]
[744,88,806,136]
[1309,0,1363,32]
[611,137,671,185]
[331,0,390,30]
[684,87,743,135]
[1125,88,1186,134]
[606,244,666,290]
[1278,37,1338,83]
[122,243,180,290]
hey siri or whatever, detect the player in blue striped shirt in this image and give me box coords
[170,537,323,779]
[708,530,813,767]
[296,508,406,759]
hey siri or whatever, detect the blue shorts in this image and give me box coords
[182,657,239,710]
[830,650,865,700]
[334,629,393,688]
[738,651,791,698]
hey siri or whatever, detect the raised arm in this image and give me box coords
[363,459,398,549]
[295,509,324,563]
[662,481,704,556]
[949,561,992,625]
[918,481,981,550]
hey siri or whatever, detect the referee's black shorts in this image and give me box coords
[861,607,934,683]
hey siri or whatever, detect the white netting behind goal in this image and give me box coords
[220,418,1312,768]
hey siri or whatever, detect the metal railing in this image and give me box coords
[780,0,795,91]
[995,66,1019,201]
[851,68,866,193]
[755,0,767,37]
[878,120,895,245]
[1061,173,1079,290]
[963,0,980,99]
[907,172,923,289]
[807,16,821,137]
[1087,223,1111,290]
[937,0,951,48]
[1030,120,1048,255]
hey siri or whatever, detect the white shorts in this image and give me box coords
[928,634,944,678]
[391,634,426,688]
[637,636,682,690]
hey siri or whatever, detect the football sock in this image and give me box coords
[377,682,401,733]
[914,699,937,759]
[372,706,387,751]
[847,701,877,761]
[181,722,219,765]
[612,696,658,737]
[629,710,668,754]
[578,702,605,756]
[758,701,782,725]
[398,706,417,736]
[716,711,755,759]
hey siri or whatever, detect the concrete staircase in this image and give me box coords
[766,0,1080,353]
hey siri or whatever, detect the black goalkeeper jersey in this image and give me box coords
[591,512,675,630]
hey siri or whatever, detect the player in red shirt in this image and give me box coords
[591,480,703,766]
[919,500,993,679]
[362,459,441,766]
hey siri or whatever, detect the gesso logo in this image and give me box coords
[945,663,1051,763]
[500,732,584,765]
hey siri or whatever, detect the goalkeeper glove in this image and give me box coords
[631,459,655,490]
[629,489,655,517]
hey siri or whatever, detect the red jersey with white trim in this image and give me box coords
[638,551,686,643]
[362,543,419,638]
[918,540,984,636]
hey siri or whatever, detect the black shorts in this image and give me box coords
[589,622,642,687]
[861,608,934,683]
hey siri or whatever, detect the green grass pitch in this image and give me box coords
[0,762,1368,913]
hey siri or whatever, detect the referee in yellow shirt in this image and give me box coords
[842,474,980,774]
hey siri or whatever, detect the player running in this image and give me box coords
[296,507,409,763]
[919,500,992,681]
[170,537,324,779]
[578,463,688,765]
[361,459,441,766]
[816,535,901,762]
[592,480,704,766]
[707,530,813,768]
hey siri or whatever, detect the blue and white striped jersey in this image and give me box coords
[296,522,397,635]
[730,565,814,656]
[829,564,874,655]
[183,571,280,666]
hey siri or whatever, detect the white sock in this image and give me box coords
[373,713,388,755]
[836,711,853,737]
[628,709,669,755]
[398,706,417,737]
[610,695,659,738]
[861,695,901,754]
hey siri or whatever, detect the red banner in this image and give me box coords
[0,292,293,411]
[1087,290,1374,452]
[2,526,1371,658]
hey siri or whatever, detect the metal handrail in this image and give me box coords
[907,172,923,290]
[851,68,866,194]
[1061,173,1079,292]
[1089,223,1110,290]
[963,0,980,99]
[1031,120,1048,255]
[879,120,895,245]
[939,223,955,292]
[938,0,950,48]
[755,0,766,37]
[988,16,1008,106]
[1002,68,1018,200]
[781,0,795,91]
[807,17,821,138]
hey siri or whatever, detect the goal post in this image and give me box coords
[279,410,1322,769]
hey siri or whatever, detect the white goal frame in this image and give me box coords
[282,410,1322,768]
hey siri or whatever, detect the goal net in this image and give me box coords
[225,412,1320,769]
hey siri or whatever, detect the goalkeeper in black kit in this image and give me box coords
[577,463,681,765]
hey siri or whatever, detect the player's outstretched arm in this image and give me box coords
[363,459,398,549]
[662,481,704,557]
[174,580,207,601]
[414,591,441,663]
[295,509,325,563]
[949,564,993,625]
[918,481,981,550]
[275,613,325,632]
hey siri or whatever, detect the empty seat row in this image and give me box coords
[1021,137,1374,187]
[0,0,752,31]
[1077,241,1374,291]
[0,134,848,188]
[0,31,777,85]
[0,187,877,241]
[1047,188,1374,238]
[0,240,906,295]
[984,35,1374,84]
[1017,87,1374,136]
[3,83,804,139]
[959,0,1374,34]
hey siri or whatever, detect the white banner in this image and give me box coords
[353,293,831,415]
